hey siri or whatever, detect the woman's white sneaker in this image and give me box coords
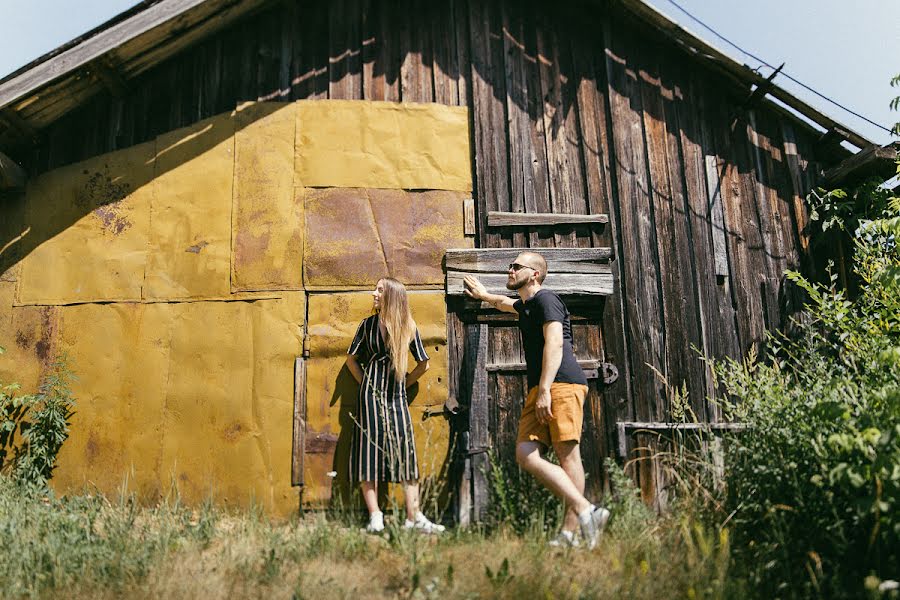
[403,512,445,534]
[365,511,385,533]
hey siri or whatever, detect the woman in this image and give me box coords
[345,277,444,534]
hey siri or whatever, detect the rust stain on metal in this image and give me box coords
[222,422,244,442]
[185,241,209,254]
[304,188,472,287]
[305,430,339,454]
[92,202,131,235]
[84,432,99,464]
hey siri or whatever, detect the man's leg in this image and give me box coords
[516,441,592,516]
[554,440,585,532]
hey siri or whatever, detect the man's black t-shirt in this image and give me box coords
[513,288,587,390]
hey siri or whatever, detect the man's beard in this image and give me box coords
[506,276,527,291]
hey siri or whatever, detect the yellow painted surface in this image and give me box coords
[17,142,155,304]
[295,100,472,191]
[304,291,449,507]
[0,281,52,392]
[144,115,235,300]
[231,102,303,292]
[0,100,473,517]
[53,293,304,516]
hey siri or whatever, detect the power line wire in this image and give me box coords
[660,0,893,135]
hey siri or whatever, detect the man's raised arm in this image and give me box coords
[463,275,518,313]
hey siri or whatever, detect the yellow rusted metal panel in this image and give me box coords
[304,188,473,289]
[295,100,472,191]
[16,142,155,305]
[144,114,235,301]
[231,102,303,292]
[0,281,53,392]
[52,302,172,500]
[304,291,448,508]
[52,293,304,517]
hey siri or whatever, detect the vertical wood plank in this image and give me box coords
[467,322,490,452]
[468,0,507,248]
[432,2,460,106]
[328,0,363,99]
[780,120,813,274]
[603,16,666,508]
[501,1,530,248]
[570,22,634,462]
[291,357,307,487]
[679,66,739,419]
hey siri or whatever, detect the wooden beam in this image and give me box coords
[446,271,614,297]
[823,143,899,187]
[743,62,783,107]
[446,247,614,273]
[0,0,275,114]
[0,150,26,190]
[90,56,130,98]
[487,211,609,226]
[0,107,37,140]
[291,357,307,487]
[616,421,749,458]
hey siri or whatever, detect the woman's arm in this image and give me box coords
[405,359,429,388]
[345,354,365,385]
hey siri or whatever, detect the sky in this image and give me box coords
[0,0,897,147]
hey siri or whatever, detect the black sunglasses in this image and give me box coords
[508,263,536,272]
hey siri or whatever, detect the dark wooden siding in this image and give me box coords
[17,0,829,506]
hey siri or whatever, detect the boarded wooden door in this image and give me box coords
[448,299,617,524]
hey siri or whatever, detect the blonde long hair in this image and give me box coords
[378,278,417,382]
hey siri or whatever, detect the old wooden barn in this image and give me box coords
[0,0,880,519]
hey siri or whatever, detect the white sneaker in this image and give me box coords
[548,529,580,548]
[365,511,384,533]
[579,506,610,550]
[403,512,445,534]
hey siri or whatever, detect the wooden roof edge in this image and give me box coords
[0,0,879,155]
[612,0,877,151]
[823,142,899,188]
[0,0,268,114]
[0,0,162,88]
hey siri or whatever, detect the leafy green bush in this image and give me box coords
[713,179,900,598]
[0,352,76,490]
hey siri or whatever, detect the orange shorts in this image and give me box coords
[516,383,589,447]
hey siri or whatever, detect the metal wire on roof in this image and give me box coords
[660,0,894,136]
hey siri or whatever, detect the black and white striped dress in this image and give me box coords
[348,314,429,483]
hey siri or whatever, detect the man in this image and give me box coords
[464,251,610,549]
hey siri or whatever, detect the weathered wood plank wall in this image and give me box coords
[16,0,828,508]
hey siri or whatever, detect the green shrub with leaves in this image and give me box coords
[0,351,76,490]
[713,168,900,598]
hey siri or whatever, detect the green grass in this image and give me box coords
[0,476,735,600]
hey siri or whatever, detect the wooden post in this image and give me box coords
[0,151,26,191]
[291,356,307,487]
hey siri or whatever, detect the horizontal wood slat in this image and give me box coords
[487,211,609,226]
[486,359,602,371]
[446,247,613,273]
[446,271,614,297]
[616,421,749,458]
